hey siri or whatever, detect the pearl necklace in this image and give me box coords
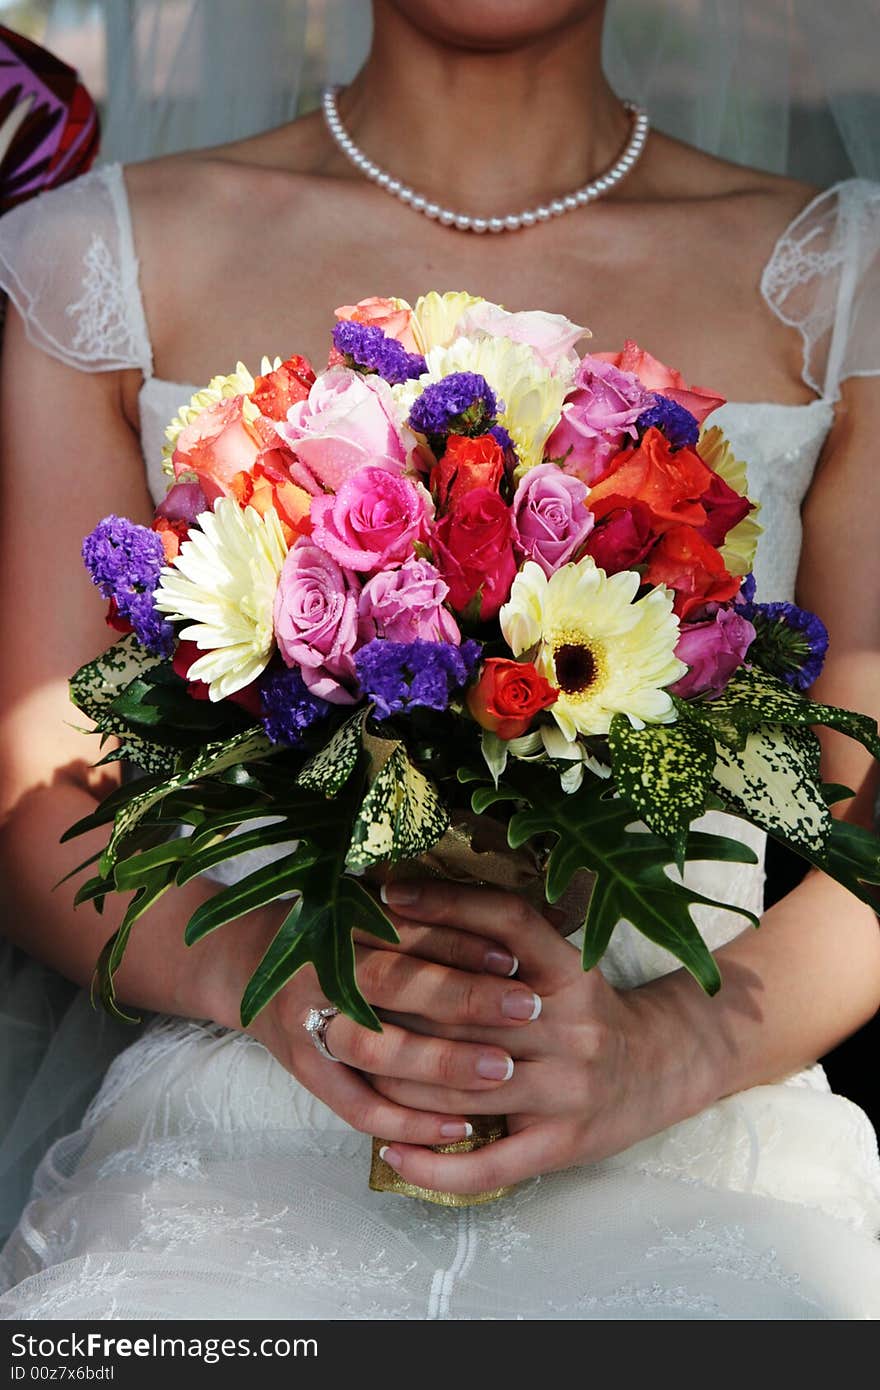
[322,86,649,234]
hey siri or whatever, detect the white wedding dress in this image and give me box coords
[1,168,880,1320]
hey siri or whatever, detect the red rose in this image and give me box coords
[249,355,316,421]
[644,525,740,618]
[173,641,262,715]
[105,597,133,635]
[467,658,558,740]
[584,500,657,574]
[433,434,505,512]
[699,471,753,547]
[434,486,516,621]
[586,427,713,533]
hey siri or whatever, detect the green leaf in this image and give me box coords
[504,770,759,994]
[297,711,364,796]
[69,635,179,773]
[113,836,193,891]
[713,725,831,855]
[176,820,301,886]
[183,845,319,944]
[345,743,449,873]
[811,816,880,905]
[240,865,398,1030]
[92,865,175,1024]
[608,715,717,865]
[480,730,509,786]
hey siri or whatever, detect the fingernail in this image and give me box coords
[380,882,419,907]
[439,1121,474,1140]
[476,1053,515,1081]
[484,948,518,977]
[379,1144,403,1169]
[502,990,543,1022]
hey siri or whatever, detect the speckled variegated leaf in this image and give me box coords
[70,635,175,772]
[608,715,716,862]
[713,724,831,853]
[99,727,275,875]
[97,740,177,776]
[700,667,880,761]
[297,711,364,797]
[345,744,449,873]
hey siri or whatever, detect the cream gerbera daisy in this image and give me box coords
[418,335,568,473]
[161,359,281,474]
[154,496,288,701]
[410,291,485,353]
[698,425,763,576]
[500,558,686,740]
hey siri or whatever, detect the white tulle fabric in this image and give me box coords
[2,170,880,1319]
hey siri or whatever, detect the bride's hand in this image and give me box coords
[364,881,711,1195]
[243,911,544,1150]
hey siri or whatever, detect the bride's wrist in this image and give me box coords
[192,907,281,1033]
[624,971,727,1129]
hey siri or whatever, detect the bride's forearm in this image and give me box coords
[636,870,880,1114]
[0,779,277,1027]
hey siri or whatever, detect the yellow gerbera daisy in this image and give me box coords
[500,557,686,740]
[161,360,279,475]
[410,291,485,354]
[417,334,568,473]
[153,496,288,702]
[698,425,763,576]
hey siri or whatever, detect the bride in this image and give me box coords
[1,0,879,1319]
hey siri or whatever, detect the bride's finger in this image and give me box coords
[293,1042,473,1146]
[375,1123,561,1195]
[352,918,518,977]
[380,881,575,989]
[354,946,542,1029]
[326,1015,515,1092]
[371,1064,555,1117]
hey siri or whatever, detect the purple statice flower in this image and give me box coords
[82,515,173,655]
[736,576,829,691]
[332,320,426,386]
[636,393,700,450]
[259,665,331,747]
[489,422,518,470]
[408,373,500,443]
[355,638,481,720]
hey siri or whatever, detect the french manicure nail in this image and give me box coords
[484,948,518,976]
[379,1144,403,1168]
[502,990,543,1022]
[477,1053,515,1081]
[380,881,419,907]
[439,1121,474,1140]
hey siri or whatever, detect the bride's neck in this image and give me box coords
[338,6,628,217]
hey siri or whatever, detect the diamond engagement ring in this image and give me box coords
[304,1006,342,1062]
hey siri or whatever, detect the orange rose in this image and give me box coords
[644,525,740,618]
[587,427,713,533]
[467,658,558,740]
[151,516,189,563]
[249,355,315,421]
[433,434,505,512]
[595,340,725,426]
[230,456,312,547]
[173,397,263,503]
[334,296,418,352]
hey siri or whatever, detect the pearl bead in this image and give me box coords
[411,195,427,212]
[535,206,551,222]
[504,214,522,231]
[376,172,390,188]
[454,214,472,231]
[549,199,566,216]
[575,189,591,205]
[563,195,579,211]
[488,217,505,233]
[397,187,414,203]
[424,202,441,219]
[439,209,456,226]
[520,210,537,227]
[387,179,401,194]
[472,218,489,234]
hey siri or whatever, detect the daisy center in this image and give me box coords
[553,639,604,697]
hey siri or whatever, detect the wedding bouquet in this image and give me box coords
[68,291,880,1044]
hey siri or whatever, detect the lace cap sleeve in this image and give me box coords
[0,164,152,375]
[761,179,880,401]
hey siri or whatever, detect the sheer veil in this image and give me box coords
[1,0,877,1244]
[44,0,880,183]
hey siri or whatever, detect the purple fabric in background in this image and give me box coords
[0,25,99,214]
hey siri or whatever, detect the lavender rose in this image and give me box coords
[670,607,756,700]
[276,366,409,493]
[310,466,433,575]
[273,541,361,704]
[358,555,460,645]
[546,355,653,484]
[512,463,594,576]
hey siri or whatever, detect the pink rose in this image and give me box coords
[434,487,517,621]
[584,501,657,575]
[155,481,207,525]
[277,367,409,493]
[358,556,460,645]
[512,463,594,576]
[173,397,263,504]
[594,340,725,427]
[273,541,361,704]
[457,303,587,374]
[334,296,418,352]
[310,467,433,575]
[669,607,756,700]
[546,356,653,485]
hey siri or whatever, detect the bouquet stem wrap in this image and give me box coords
[368,808,594,1205]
